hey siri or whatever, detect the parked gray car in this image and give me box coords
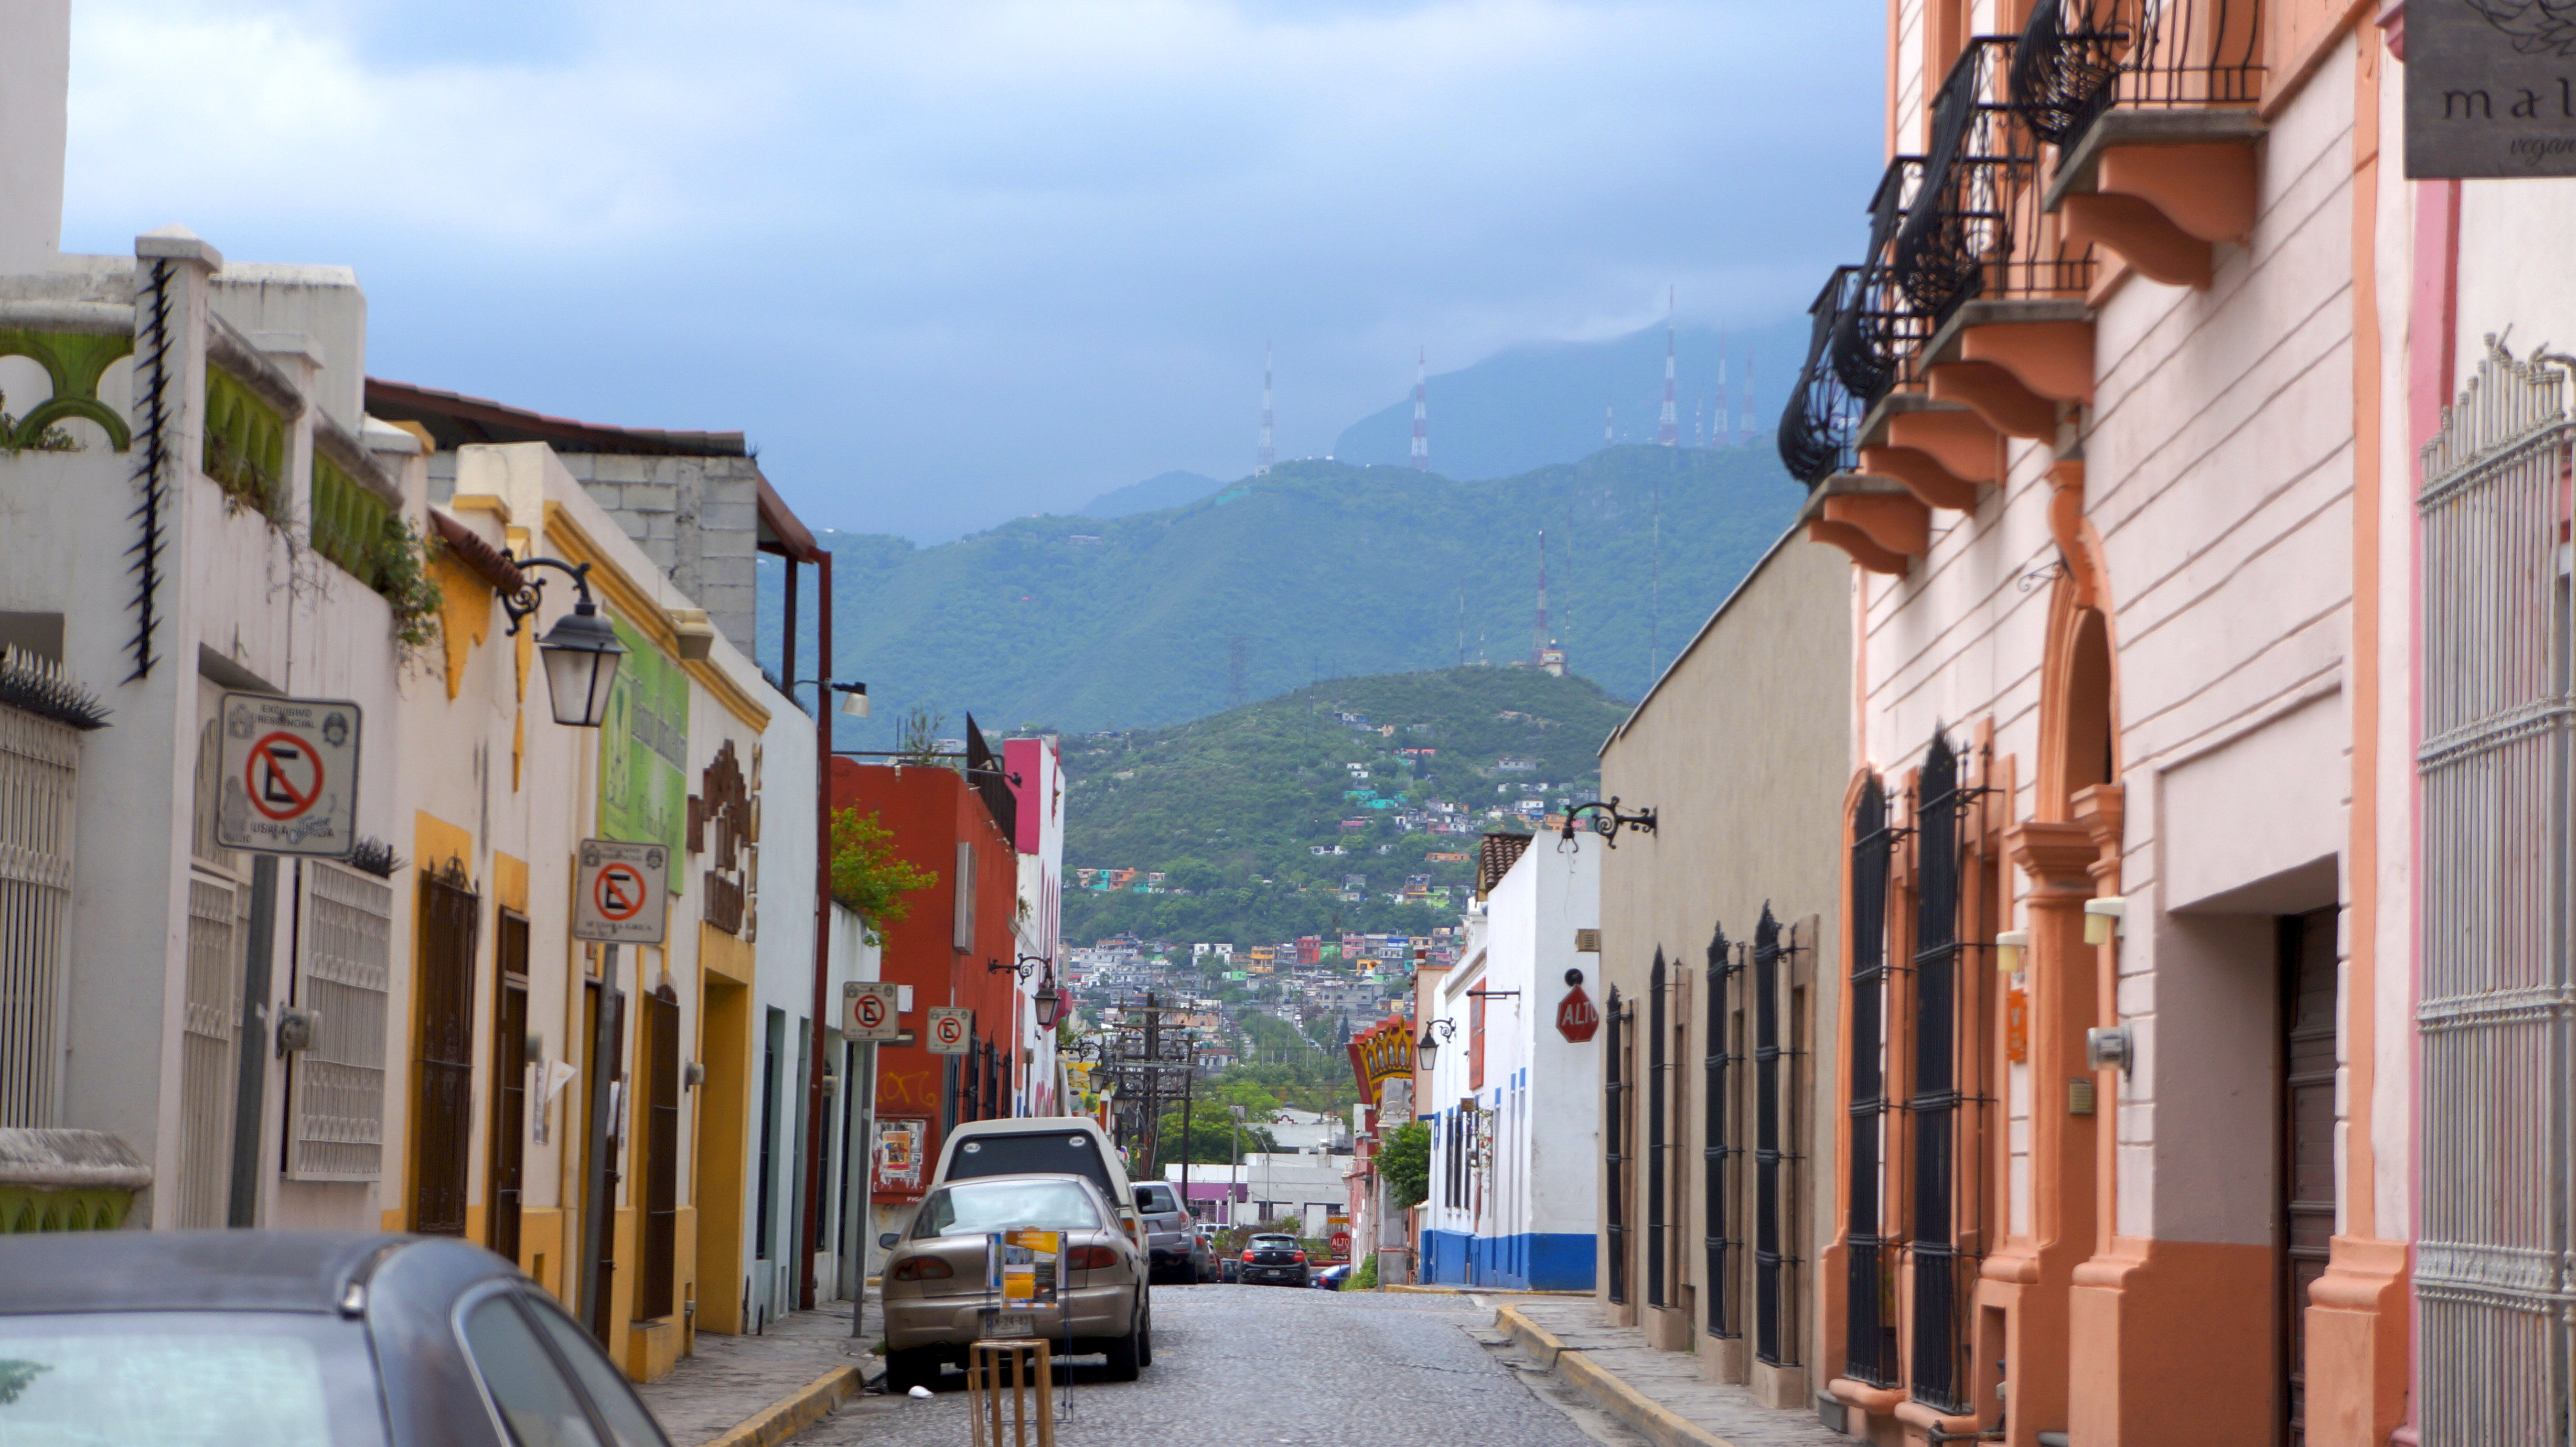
[878,1174,1153,1390]
[1130,1181,1210,1284]
[0,1230,672,1447]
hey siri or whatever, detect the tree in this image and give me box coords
[828,807,938,942]
[1380,1121,1430,1209]
[1151,1110,1278,1171]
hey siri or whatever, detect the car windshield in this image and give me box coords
[0,1310,385,1447]
[1252,1236,1298,1247]
[947,1132,1119,1202]
[913,1179,1106,1238]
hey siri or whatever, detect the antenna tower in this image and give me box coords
[1256,341,1275,476]
[1410,349,1429,472]
[1532,530,1549,666]
[1739,353,1754,446]
[1713,332,1730,449]
[1604,400,1614,446]
[1657,286,1678,447]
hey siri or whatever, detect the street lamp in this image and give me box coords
[990,953,1050,980]
[1033,972,1069,1030]
[500,557,626,729]
[1415,1018,1457,1070]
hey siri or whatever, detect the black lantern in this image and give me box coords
[1033,974,1068,1030]
[1415,1017,1457,1070]
[500,557,627,730]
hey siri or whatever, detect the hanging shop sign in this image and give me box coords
[2407,3,2576,177]
[573,838,670,945]
[216,693,361,856]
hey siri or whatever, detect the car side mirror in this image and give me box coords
[878,1233,900,1249]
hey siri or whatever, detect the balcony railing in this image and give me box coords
[1830,158,1928,408]
[2009,0,2263,149]
[1892,37,2094,335]
[1779,267,1866,489]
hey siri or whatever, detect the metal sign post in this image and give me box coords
[215,693,361,857]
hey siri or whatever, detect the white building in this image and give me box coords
[1419,832,1600,1290]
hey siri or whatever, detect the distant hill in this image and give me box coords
[763,443,1803,739]
[1080,470,1221,520]
[1333,318,1813,481]
[1058,667,1633,948]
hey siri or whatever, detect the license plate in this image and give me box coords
[993,1313,1034,1338]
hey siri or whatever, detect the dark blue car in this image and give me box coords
[0,1232,672,1447]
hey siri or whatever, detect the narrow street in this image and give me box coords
[806,1286,1619,1447]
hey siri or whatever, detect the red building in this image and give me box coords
[829,753,1024,1215]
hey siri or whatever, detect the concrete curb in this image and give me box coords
[1381,1283,1592,1297]
[694,1365,861,1447]
[1494,1305,1736,1447]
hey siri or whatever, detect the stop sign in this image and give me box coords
[1557,984,1600,1043]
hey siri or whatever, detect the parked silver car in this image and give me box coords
[877,1174,1153,1390]
[1131,1181,1211,1284]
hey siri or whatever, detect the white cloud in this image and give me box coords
[62,0,1883,538]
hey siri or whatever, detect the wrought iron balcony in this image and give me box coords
[1829,158,1927,410]
[2009,0,2263,150]
[1892,39,2027,326]
[1780,267,1867,490]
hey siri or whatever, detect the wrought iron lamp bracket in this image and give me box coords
[1561,797,1658,850]
[498,556,602,636]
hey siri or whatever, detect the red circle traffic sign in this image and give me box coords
[934,1014,966,1047]
[593,862,649,922]
[854,994,889,1030]
[1330,1230,1353,1252]
[245,731,324,822]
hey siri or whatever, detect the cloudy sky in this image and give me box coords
[62,0,1884,541]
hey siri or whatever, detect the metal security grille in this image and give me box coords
[2417,340,2576,1441]
[411,860,481,1237]
[1705,924,1739,1338]
[1846,776,1900,1386]
[1754,906,1803,1368]
[1647,951,1668,1308]
[1909,736,1973,1412]
[489,911,530,1260]
[287,861,393,1181]
[1606,987,1628,1305]
[177,872,245,1227]
[0,702,78,1128]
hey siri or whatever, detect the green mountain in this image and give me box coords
[1059,666,1632,948]
[769,444,1800,739]
[1079,470,1221,519]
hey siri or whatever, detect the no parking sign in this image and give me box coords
[574,839,669,945]
[216,693,361,856]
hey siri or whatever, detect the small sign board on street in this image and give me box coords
[216,693,361,856]
[926,1006,973,1055]
[573,839,670,945]
[844,980,900,1042]
[1556,983,1601,1044]
[2408,3,2576,177]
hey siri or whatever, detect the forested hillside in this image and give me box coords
[1058,666,1631,947]
[763,444,1801,739]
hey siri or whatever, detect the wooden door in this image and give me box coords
[639,986,681,1321]
[489,912,529,1264]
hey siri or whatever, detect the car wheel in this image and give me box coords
[1105,1301,1143,1382]
[883,1347,937,1395]
[1138,1298,1153,1368]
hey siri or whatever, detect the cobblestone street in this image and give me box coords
[793,1284,1611,1447]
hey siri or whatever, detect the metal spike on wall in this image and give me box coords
[124,259,174,682]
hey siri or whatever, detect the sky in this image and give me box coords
[61,0,1885,543]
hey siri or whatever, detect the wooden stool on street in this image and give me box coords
[965,1338,1054,1447]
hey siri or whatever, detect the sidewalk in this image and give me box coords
[1488,1297,1850,1447]
[634,1295,881,1447]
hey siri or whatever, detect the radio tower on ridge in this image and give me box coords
[1739,353,1755,446]
[1713,332,1730,449]
[1657,287,1679,447]
[1532,530,1549,666]
[1410,349,1429,472]
[1255,342,1275,476]
[1604,401,1615,446]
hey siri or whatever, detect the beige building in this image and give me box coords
[1594,529,1852,1411]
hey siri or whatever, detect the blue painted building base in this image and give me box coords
[1419,1228,1594,1292]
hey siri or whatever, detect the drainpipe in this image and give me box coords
[799,549,833,1312]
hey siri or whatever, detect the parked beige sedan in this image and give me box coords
[877,1173,1152,1391]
